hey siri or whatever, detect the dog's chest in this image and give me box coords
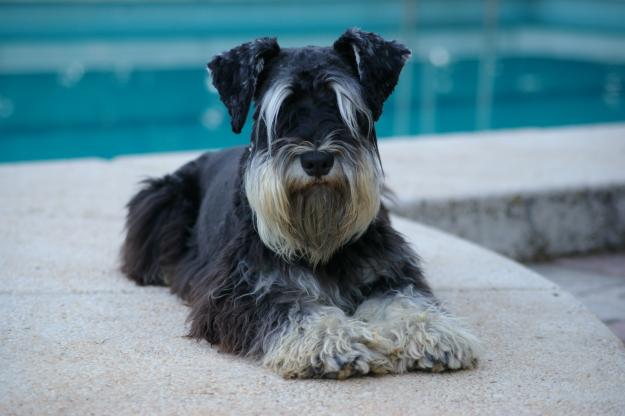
[288,261,384,310]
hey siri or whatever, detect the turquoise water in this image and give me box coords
[1,56,624,162]
[1,0,625,162]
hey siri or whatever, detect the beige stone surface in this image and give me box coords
[2,153,625,415]
[380,123,625,202]
[528,252,625,344]
[379,123,625,260]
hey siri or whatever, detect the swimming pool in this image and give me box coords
[1,0,624,162]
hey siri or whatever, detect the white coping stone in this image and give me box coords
[1,151,625,415]
[380,123,625,201]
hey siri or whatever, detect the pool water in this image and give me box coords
[2,0,625,163]
[1,55,623,163]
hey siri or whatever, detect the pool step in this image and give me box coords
[381,123,625,261]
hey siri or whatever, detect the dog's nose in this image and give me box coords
[300,151,334,178]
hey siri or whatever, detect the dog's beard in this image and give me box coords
[245,143,381,266]
[288,182,350,259]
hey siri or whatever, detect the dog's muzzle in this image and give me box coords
[300,151,334,178]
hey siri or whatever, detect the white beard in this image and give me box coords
[244,146,381,265]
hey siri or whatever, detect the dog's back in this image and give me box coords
[121,146,246,287]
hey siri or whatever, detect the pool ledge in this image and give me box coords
[381,123,625,261]
[1,150,625,414]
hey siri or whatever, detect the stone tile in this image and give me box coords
[394,217,555,291]
[528,256,625,331]
[2,289,624,415]
[528,264,625,293]
[549,253,625,278]
[607,321,625,344]
[0,212,555,295]
[381,124,625,201]
[562,281,625,323]
[2,140,625,415]
[113,150,204,173]
[0,159,139,220]
[0,215,136,294]
[381,124,625,261]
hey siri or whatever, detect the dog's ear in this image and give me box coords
[208,38,280,134]
[333,28,411,121]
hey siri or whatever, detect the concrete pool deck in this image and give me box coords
[2,127,625,414]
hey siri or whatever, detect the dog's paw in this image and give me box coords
[306,343,389,379]
[360,299,482,374]
[262,311,394,379]
[274,338,393,380]
[387,310,481,373]
[409,341,480,373]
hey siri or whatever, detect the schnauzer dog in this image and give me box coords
[121,28,480,379]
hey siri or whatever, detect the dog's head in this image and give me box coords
[209,28,410,265]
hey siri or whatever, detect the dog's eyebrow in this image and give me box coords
[326,77,372,139]
[257,80,293,149]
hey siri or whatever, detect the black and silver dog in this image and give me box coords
[121,28,480,379]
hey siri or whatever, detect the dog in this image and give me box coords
[121,28,480,379]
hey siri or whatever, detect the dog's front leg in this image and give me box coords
[354,286,481,373]
[262,304,394,379]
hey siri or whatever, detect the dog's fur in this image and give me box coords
[121,28,480,379]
